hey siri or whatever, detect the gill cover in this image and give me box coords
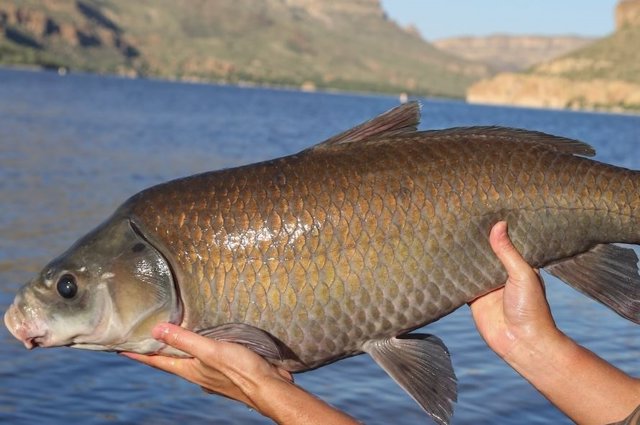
[4,216,181,353]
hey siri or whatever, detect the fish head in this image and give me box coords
[4,217,181,353]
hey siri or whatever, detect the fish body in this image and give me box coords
[121,121,640,368]
[5,103,640,424]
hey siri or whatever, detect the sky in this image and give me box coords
[379,0,619,41]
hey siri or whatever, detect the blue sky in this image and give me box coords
[380,0,619,40]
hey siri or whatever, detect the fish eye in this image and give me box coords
[56,274,78,299]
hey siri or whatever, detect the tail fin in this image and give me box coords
[545,244,640,324]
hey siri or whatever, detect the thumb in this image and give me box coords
[489,221,537,285]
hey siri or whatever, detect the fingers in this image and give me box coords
[277,368,295,383]
[489,221,537,284]
[120,351,191,375]
[123,323,295,385]
[151,323,210,358]
[119,323,216,374]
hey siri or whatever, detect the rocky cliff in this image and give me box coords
[0,0,142,74]
[434,35,594,72]
[467,73,640,111]
[0,0,490,97]
[617,0,640,28]
[467,0,640,112]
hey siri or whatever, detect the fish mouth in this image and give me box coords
[24,335,47,349]
[3,304,48,350]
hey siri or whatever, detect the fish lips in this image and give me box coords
[4,303,49,349]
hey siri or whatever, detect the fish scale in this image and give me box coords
[6,102,640,424]
[121,124,639,370]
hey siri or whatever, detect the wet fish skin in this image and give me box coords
[6,102,640,424]
[123,112,640,370]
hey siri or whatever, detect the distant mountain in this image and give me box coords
[467,0,640,112]
[0,0,491,97]
[433,35,595,72]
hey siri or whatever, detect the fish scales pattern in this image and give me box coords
[126,134,639,370]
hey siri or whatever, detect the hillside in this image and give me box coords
[0,0,491,97]
[433,35,594,72]
[467,0,640,112]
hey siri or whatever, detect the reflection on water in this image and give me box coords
[1,68,639,424]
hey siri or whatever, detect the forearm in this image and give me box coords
[505,329,640,425]
[245,377,360,425]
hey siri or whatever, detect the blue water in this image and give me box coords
[0,68,638,424]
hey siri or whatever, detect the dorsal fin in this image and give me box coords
[422,126,596,157]
[309,101,421,151]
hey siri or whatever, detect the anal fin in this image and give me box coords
[545,244,640,324]
[362,334,457,425]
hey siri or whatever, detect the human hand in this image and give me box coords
[121,323,293,411]
[122,324,359,425]
[469,221,640,424]
[469,221,563,359]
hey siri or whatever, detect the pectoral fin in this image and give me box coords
[362,334,457,425]
[197,323,289,361]
[545,244,640,324]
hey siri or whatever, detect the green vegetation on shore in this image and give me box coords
[529,24,640,85]
[0,0,490,97]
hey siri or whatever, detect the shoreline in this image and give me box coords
[0,63,445,104]
[1,64,637,117]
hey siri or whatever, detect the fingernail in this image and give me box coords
[152,323,171,340]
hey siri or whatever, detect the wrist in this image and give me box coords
[503,329,640,424]
[250,376,360,425]
[241,373,299,419]
[502,327,575,387]
[499,310,561,360]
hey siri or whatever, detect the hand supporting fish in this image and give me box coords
[471,222,640,425]
[5,102,640,424]
[122,324,360,425]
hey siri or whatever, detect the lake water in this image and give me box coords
[0,68,639,424]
